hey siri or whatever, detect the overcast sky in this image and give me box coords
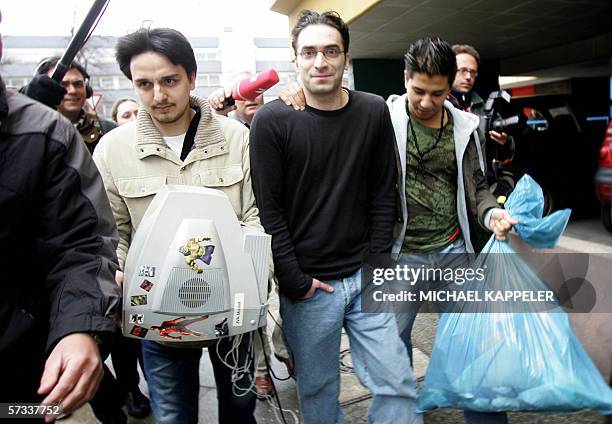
[1,0,289,37]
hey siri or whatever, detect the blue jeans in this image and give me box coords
[396,237,507,424]
[142,334,256,424]
[395,237,470,362]
[281,268,422,424]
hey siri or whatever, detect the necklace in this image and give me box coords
[406,104,446,178]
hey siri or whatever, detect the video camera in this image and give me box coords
[479,90,527,138]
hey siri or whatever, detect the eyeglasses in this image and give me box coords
[298,46,345,60]
[457,67,478,77]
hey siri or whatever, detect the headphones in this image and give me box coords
[34,56,94,99]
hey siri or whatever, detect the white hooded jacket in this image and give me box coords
[386,94,497,254]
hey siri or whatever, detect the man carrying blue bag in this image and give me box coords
[418,174,612,415]
[386,36,516,424]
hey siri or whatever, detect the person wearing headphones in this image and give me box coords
[26,56,116,153]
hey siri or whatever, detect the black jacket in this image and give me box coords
[0,78,120,355]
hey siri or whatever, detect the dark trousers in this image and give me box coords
[89,331,145,421]
[142,333,256,424]
[111,335,144,389]
[89,364,125,422]
[0,331,46,423]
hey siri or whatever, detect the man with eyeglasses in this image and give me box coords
[449,45,484,115]
[250,10,421,424]
[450,44,514,165]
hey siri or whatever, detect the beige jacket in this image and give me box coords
[93,95,262,269]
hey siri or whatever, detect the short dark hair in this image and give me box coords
[452,44,481,65]
[115,27,197,81]
[35,56,89,80]
[404,37,457,86]
[291,10,349,57]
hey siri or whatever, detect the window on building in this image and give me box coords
[194,48,220,61]
[99,76,115,90]
[278,72,297,85]
[118,78,133,90]
[90,76,115,90]
[255,47,291,61]
[197,73,222,87]
[209,74,220,86]
[5,77,28,89]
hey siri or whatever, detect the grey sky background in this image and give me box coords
[1,0,289,37]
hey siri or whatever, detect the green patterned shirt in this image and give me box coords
[403,110,460,252]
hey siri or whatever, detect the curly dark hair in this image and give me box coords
[291,10,349,57]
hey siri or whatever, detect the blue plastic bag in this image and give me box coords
[504,174,571,248]
[417,175,612,414]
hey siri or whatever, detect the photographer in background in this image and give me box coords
[449,44,515,168]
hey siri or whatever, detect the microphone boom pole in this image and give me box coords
[50,0,111,82]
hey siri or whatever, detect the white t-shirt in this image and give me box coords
[163,133,186,158]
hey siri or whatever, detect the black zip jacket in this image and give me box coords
[0,78,120,357]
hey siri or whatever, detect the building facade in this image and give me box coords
[0,33,297,118]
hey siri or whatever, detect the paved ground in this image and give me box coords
[64,315,610,424]
[562,218,612,248]
[61,217,612,424]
